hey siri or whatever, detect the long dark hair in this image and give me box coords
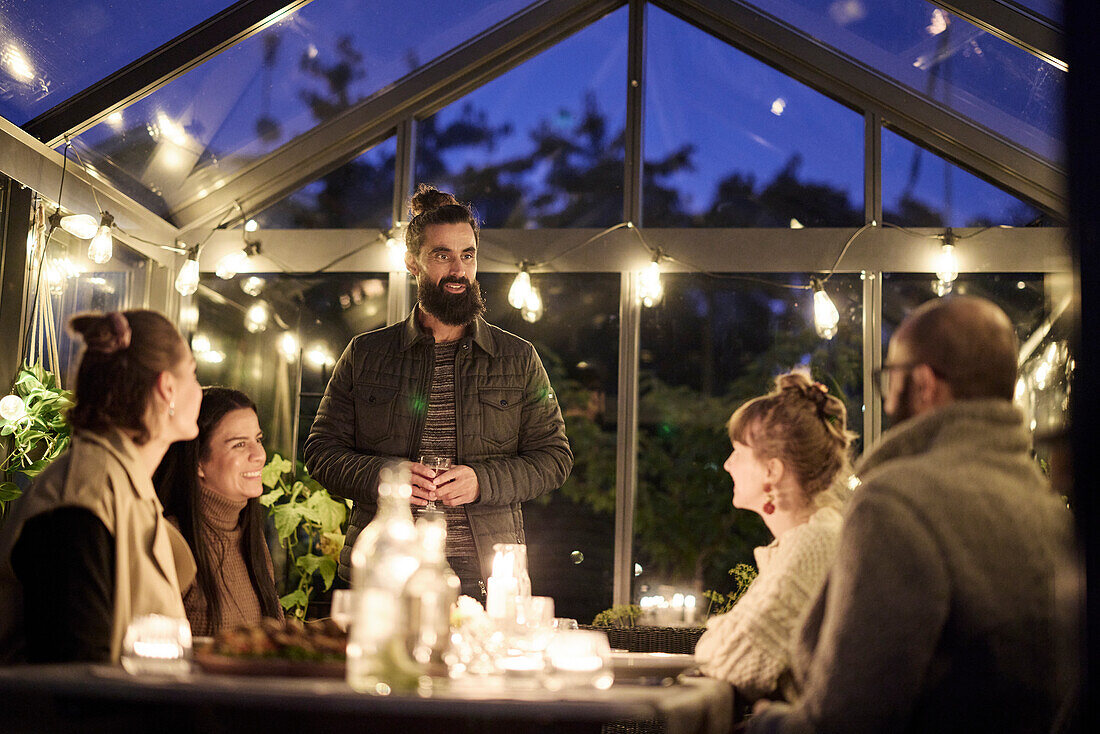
[154,387,281,629]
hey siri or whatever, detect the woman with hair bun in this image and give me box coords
[0,310,202,663]
[695,371,856,703]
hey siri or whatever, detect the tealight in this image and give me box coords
[544,630,613,690]
[120,614,192,676]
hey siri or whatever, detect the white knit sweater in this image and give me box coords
[695,505,843,701]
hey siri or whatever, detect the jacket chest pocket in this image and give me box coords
[477,388,523,449]
[355,382,398,444]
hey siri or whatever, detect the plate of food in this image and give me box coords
[193,617,347,678]
[610,652,697,681]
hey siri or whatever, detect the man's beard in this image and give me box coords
[887,372,917,426]
[418,274,486,327]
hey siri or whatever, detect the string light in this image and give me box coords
[637,258,663,308]
[59,213,98,239]
[87,212,115,265]
[174,247,200,296]
[278,332,299,362]
[244,302,269,333]
[240,276,266,296]
[0,394,27,423]
[386,221,408,271]
[811,276,840,340]
[935,228,959,285]
[521,286,544,323]
[508,266,533,309]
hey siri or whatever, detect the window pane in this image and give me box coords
[255,136,396,229]
[882,127,1049,226]
[1013,1,1062,22]
[0,0,230,124]
[635,272,863,603]
[644,6,864,227]
[24,227,149,384]
[415,7,628,227]
[743,0,1064,162]
[476,272,619,623]
[194,272,390,458]
[67,0,535,215]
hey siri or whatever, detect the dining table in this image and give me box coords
[0,661,735,734]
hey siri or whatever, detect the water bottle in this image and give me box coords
[406,509,460,678]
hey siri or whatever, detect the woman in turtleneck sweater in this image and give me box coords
[154,387,283,635]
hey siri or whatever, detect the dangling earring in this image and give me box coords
[168,401,175,418]
[762,483,776,515]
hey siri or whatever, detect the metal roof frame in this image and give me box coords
[930,0,1065,70]
[25,0,317,148]
[162,0,1066,241]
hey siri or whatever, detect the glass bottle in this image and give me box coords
[406,509,461,678]
[347,466,423,694]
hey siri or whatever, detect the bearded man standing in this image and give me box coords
[304,185,572,598]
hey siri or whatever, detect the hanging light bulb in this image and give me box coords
[59,213,99,239]
[278,332,299,362]
[191,334,211,354]
[0,394,27,423]
[384,221,408,271]
[935,230,959,284]
[215,248,249,279]
[244,302,269,333]
[244,219,259,233]
[637,259,663,308]
[521,286,543,323]
[812,276,840,340]
[240,276,266,296]
[175,249,200,296]
[508,268,533,309]
[87,212,115,265]
[306,345,334,368]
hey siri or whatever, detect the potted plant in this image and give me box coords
[259,453,348,619]
[0,363,74,519]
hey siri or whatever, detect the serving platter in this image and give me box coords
[609,652,697,681]
[193,650,345,678]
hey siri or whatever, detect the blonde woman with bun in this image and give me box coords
[695,372,855,702]
[0,310,201,663]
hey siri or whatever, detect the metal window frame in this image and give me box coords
[929,1,1065,70]
[25,0,318,147]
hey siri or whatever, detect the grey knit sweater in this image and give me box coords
[748,400,1079,734]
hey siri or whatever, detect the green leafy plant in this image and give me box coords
[702,563,759,618]
[592,604,643,628]
[1,363,74,519]
[259,453,348,619]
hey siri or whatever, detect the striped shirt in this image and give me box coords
[416,340,477,561]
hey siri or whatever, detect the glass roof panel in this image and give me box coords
[415,6,628,227]
[746,0,1064,163]
[66,0,534,215]
[644,5,863,227]
[255,135,396,229]
[0,0,232,125]
[882,126,1048,226]
[1010,1,1062,22]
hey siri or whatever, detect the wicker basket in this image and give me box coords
[581,625,705,654]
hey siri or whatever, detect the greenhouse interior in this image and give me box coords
[1,0,1097,730]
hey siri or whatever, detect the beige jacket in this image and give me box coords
[0,429,196,663]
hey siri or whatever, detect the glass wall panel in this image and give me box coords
[476,272,619,623]
[0,0,229,124]
[67,0,535,214]
[880,271,1052,430]
[644,6,864,227]
[194,271,389,459]
[1013,1,1062,22]
[23,229,149,387]
[635,272,863,603]
[255,136,397,229]
[744,0,1064,162]
[415,7,628,227]
[882,127,1048,226]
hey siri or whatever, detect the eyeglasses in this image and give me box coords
[872,363,945,394]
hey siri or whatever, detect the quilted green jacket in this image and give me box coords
[304,310,573,581]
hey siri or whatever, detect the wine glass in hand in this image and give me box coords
[418,455,452,511]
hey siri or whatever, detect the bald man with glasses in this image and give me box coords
[747,296,1078,734]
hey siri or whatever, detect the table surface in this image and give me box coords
[0,663,734,734]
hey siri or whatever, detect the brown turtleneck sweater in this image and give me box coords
[181,487,280,636]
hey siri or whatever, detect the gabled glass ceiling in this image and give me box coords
[746,0,1064,163]
[0,0,231,125]
[1013,1,1062,22]
[63,0,533,215]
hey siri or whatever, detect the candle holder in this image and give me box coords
[486,543,532,621]
[120,614,192,676]
[544,630,614,690]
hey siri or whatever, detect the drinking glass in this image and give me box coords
[120,614,192,676]
[418,455,452,511]
[331,589,355,632]
[553,617,579,631]
[544,629,614,690]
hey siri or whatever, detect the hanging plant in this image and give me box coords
[1,363,74,518]
[259,453,348,619]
